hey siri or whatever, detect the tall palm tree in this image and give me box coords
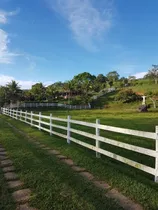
[6,80,22,103]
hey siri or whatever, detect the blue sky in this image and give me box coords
[0,0,158,89]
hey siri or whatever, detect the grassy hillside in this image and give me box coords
[127,80,158,94]
[91,80,158,110]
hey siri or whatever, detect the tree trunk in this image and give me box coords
[150,98,156,108]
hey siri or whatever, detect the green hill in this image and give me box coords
[91,80,158,110]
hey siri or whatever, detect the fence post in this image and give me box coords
[25,111,27,122]
[155,126,158,182]
[96,119,101,158]
[50,113,52,135]
[67,116,71,144]
[31,111,33,126]
[20,110,22,121]
[39,112,41,130]
[16,109,18,120]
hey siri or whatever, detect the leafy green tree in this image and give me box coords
[145,65,158,84]
[93,74,108,91]
[31,83,46,101]
[106,71,120,83]
[22,90,34,101]
[118,77,128,87]
[63,80,76,101]
[73,72,96,92]
[46,85,57,101]
[73,72,96,83]
[73,72,96,103]
[96,74,107,83]
[0,86,7,106]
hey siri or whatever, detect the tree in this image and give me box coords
[145,65,158,84]
[73,72,96,85]
[52,82,64,98]
[96,74,107,83]
[6,80,22,103]
[73,72,95,95]
[46,85,57,101]
[119,77,128,87]
[63,80,75,101]
[31,83,46,101]
[0,86,7,106]
[106,71,120,83]
[22,90,34,101]
[71,72,96,104]
[128,76,136,81]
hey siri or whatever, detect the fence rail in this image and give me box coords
[4,102,91,110]
[1,107,158,182]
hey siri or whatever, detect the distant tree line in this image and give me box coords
[0,65,158,107]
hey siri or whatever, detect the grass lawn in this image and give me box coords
[0,117,123,210]
[1,107,158,210]
[28,107,158,131]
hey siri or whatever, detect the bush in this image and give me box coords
[145,90,158,97]
[70,96,83,105]
[115,89,141,103]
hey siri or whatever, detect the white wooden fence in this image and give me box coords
[5,102,91,110]
[1,107,158,182]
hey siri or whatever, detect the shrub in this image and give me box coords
[145,90,158,97]
[115,89,141,103]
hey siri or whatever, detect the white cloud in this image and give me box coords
[0,75,14,85]
[0,8,20,64]
[0,75,54,89]
[133,72,147,79]
[50,0,113,51]
[44,81,54,87]
[0,9,19,24]
[0,29,19,64]
[0,74,35,89]
[18,80,36,89]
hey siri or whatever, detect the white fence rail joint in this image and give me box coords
[1,107,158,182]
